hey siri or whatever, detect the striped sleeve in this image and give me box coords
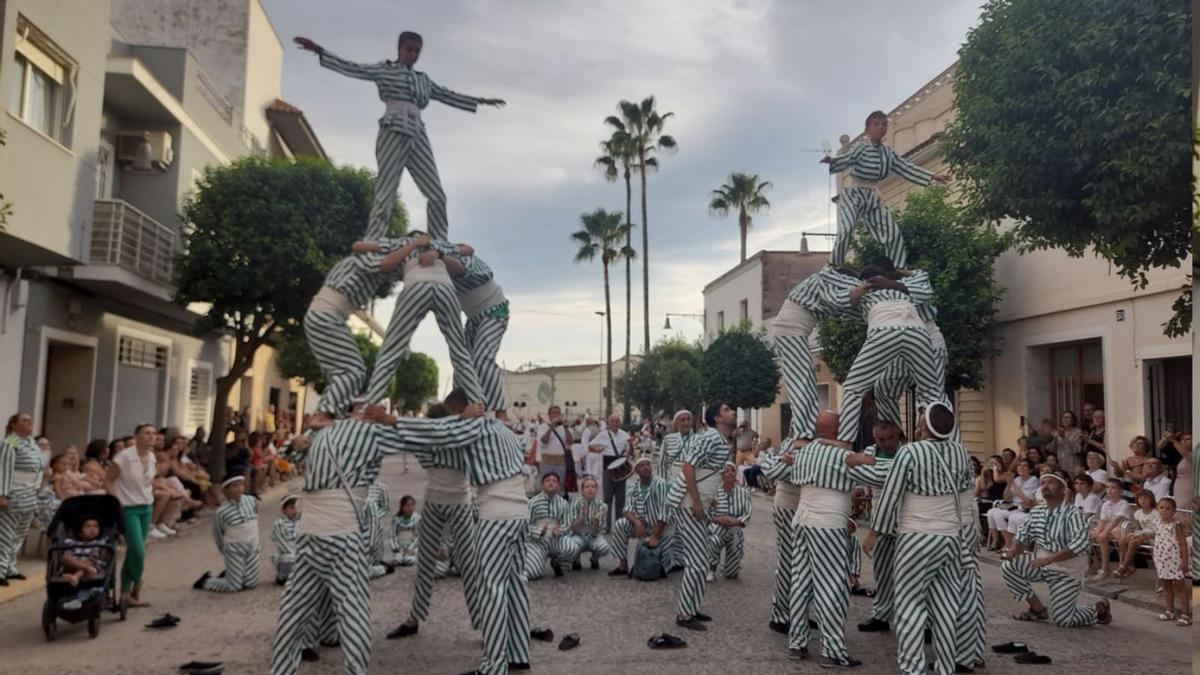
[213,505,227,549]
[430,81,480,113]
[871,448,913,536]
[827,142,865,173]
[903,269,934,306]
[886,146,934,186]
[380,416,485,454]
[734,486,752,525]
[0,437,13,497]
[1063,508,1091,555]
[319,51,388,81]
[1014,508,1041,546]
[760,448,790,481]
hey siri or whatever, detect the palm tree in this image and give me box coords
[595,131,637,419]
[571,208,635,415]
[605,96,676,355]
[709,172,772,263]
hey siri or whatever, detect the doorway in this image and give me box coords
[41,341,96,448]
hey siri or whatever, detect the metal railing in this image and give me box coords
[90,199,177,285]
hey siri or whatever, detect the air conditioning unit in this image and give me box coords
[116,131,174,170]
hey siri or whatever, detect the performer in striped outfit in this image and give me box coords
[822,110,949,266]
[364,480,394,579]
[672,402,735,631]
[305,235,426,422]
[872,268,948,426]
[853,420,900,633]
[361,249,483,407]
[1002,471,1112,628]
[787,411,876,668]
[658,410,692,479]
[832,265,949,443]
[567,475,611,570]
[0,413,45,582]
[195,476,261,593]
[271,495,300,585]
[759,435,800,633]
[610,456,671,575]
[294,33,505,241]
[708,463,752,580]
[389,496,420,566]
[441,242,509,412]
[270,411,485,675]
[524,473,579,580]
[864,402,974,675]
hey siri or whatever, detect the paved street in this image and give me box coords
[0,456,1190,674]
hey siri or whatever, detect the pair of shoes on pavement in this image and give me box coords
[788,649,861,669]
[675,613,712,631]
[608,567,628,578]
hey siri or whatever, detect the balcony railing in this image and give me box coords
[90,199,177,285]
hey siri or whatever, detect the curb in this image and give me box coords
[978,554,1163,612]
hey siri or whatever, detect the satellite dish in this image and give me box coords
[537,382,552,404]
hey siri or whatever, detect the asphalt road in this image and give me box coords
[0,456,1190,674]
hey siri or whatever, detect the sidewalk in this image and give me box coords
[978,548,1165,612]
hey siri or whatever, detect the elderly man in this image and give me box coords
[1003,470,1113,628]
[1141,458,1171,501]
[610,456,670,576]
[536,405,574,495]
[589,414,632,522]
[659,411,693,482]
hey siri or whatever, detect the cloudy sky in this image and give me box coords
[261,0,983,392]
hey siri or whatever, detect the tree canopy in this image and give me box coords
[391,352,440,414]
[616,338,704,419]
[942,0,1191,335]
[709,172,772,263]
[702,323,781,411]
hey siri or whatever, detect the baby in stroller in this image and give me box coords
[59,515,110,610]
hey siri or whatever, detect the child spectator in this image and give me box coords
[59,515,110,610]
[1151,497,1190,625]
[1113,490,1159,578]
[1072,475,1100,519]
[1090,479,1132,580]
[1084,451,1108,493]
[271,495,300,584]
[390,495,420,566]
[194,476,261,592]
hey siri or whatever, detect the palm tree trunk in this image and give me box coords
[602,261,614,415]
[739,208,748,263]
[639,149,650,356]
[623,168,633,421]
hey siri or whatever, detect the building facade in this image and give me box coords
[500,357,638,422]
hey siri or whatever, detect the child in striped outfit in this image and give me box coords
[271,495,300,585]
[195,476,261,593]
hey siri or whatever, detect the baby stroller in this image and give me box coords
[42,494,124,640]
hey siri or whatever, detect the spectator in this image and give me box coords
[978,455,1009,540]
[1140,459,1171,501]
[265,404,277,435]
[188,427,211,469]
[1048,410,1086,478]
[106,423,157,607]
[1079,402,1097,435]
[733,421,758,467]
[1172,433,1191,498]
[1090,479,1132,580]
[1024,418,1055,454]
[1109,436,1152,485]
[81,459,106,494]
[1084,451,1108,494]
[247,432,268,495]
[1040,452,1060,475]
[986,458,1038,554]
[1150,497,1191,625]
[225,432,252,483]
[149,452,184,539]
[84,438,110,466]
[166,437,206,523]
[1113,490,1158,578]
[1083,409,1106,456]
[390,495,419,566]
[107,438,125,462]
[1000,447,1017,472]
[1024,446,1043,468]
[1072,474,1100,519]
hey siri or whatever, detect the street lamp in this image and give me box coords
[662,312,703,330]
[800,231,836,254]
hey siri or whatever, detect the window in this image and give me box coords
[717,311,725,332]
[1049,340,1103,421]
[118,336,168,369]
[186,363,214,432]
[10,17,74,143]
[739,299,748,323]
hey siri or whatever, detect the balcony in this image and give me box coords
[89,199,177,285]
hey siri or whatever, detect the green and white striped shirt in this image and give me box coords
[319,51,480,112]
[570,495,608,536]
[828,140,934,186]
[856,444,896,490]
[0,433,45,500]
[322,236,414,309]
[786,266,864,321]
[1015,502,1091,556]
[760,437,797,483]
[713,484,753,525]
[902,269,938,323]
[528,491,572,539]
[213,495,259,550]
[271,515,299,559]
[302,417,481,491]
[682,429,732,472]
[624,475,669,525]
[424,418,526,487]
[789,440,878,492]
[437,243,495,295]
[871,439,973,536]
[659,432,687,476]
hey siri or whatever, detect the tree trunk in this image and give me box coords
[205,322,273,480]
[623,168,633,421]
[602,262,614,416]
[639,149,650,356]
[739,208,748,263]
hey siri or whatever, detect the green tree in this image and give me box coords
[818,187,1009,394]
[175,155,404,476]
[595,130,638,419]
[605,97,677,354]
[942,0,1191,335]
[709,172,772,263]
[275,329,378,392]
[571,208,635,415]
[702,323,781,411]
[391,352,439,414]
[616,338,704,419]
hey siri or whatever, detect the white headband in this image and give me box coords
[633,456,653,467]
[1039,472,1069,490]
[221,475,245,488]
[281,495,300,507]
[923,402,955,440]
[673,410,692,421]
[724,461,737,470]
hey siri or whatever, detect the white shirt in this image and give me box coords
[536,422,571,458]
[1142,473,1171,501]
[589,428,630,457]
[1073,492,1101,517]
[1086,469,1108,485]
[111,447,155,507]
[1099,498,1132,523]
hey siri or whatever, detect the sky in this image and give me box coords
[261,0,984,393]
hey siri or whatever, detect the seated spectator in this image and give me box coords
[84,438,110,466]
[1109,435,1152,485]
[1072,474,1101,519]
[1151,497,1191,626]
[166,437,206,522]
[58,515,112,611]
[1090,479,1133,580]
[1040,451,1060,475]
[986,459,1038,554]
[149,451,194,539]
[1025,445,1044,469]
[247,432,267,495]
[1113,490,1159,578]
[81,459,107,494]
[224,433,253,483]
[1140,459,1171,501]
[1084,451,1108,493]
[1000,447,1017,472]
[978,455,1009,549]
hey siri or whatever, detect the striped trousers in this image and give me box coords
[848,534,862,578]
[770,506,797,625]
[203,542,261,593]
[366,125,447,241]
[955,520,985,667]
[675,510,714,617]
[774,333,819,440]
[875,340,948,426]
[270,533,372,675]
[0,497,35,577]
[304,309,365,416]
[830,186,907,268]
[466,311,508,412]
[410,502,479,625]
[1002,553,1097,627]
[837,326,946,442]
[709,526,745,578]
[893,532,959,675]
[869,533,897,622]
[365,281,481,406]
[570,533,612,562]
[524,534,581,580]
[788,526,852,661]
[475,519,531,675]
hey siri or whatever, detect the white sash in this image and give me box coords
[682,471,721,511]
[774,480,802,512]
[898,493,959,536]
[792,485,850,529]
[11,470,41,489]
[459,279,506,318]
[298,487,367,537]
[958,489,979,522]
[773,300,817,336]
[223,521,259,545]
[309,286,352,316]
[845,175,880,190]
[403,258,452,285]
[425,467,470,505]
[383,100,423,135]
[477,474,528,521]
[867,300,924,329]
[1034,545,1088,577]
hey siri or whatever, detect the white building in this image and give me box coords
[500,357,639,422]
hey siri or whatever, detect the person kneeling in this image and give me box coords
[567,476,611,570]
[271,495,300,585]
[525,473,578,579]
[708,463,751,581]
[610,456,669,576]
[194,476,261,592]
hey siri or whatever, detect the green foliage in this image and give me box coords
[702,323,781,411]
[616,338,704,418]
[391,352,439,414]
[818,187,1009,393]
[275,330,378,392]
[709,172,772,263]
[571,209,635,266]
[0,130,11,231]
[943,0,1190,334]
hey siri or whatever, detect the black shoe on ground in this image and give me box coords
[590,557,599,570]
[387,623,419,639]
[788,647,809,661]
[608,567,628,577]
[856,618,890,632]
[6,573,25,581]
[0,578,8,586]
[300,649,319,662]
[768,620,789,635]
[694,612,712,622]
[571,561,582,571]
[192,572,210,590]
[675,616,707,632]
[552,565,564,578]
[818,656,862,669]
[508,662,530,670]
[275,576,286,586]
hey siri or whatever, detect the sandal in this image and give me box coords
[530,628,554,642]
[1176,615,1192,626]
[1095,599,1112,625]
[1157,611,1177,621]
[1012,608,1049,622]
[646,633,687,650]
[558,634,580,651]
[1013,652,1052,665]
